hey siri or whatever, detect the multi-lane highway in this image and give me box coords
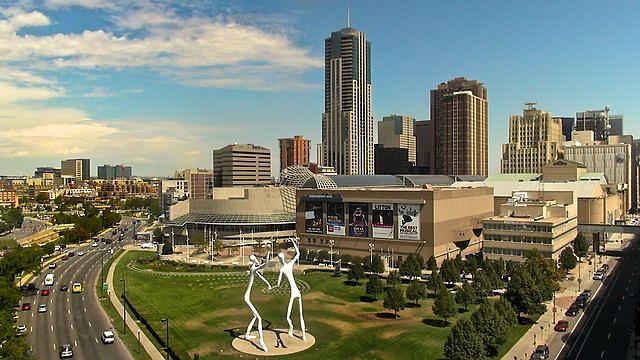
[18,220,138,360]
[559,235,639,360]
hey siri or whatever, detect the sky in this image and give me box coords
[0,0,639,177]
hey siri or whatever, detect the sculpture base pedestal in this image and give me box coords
[232,329,315,356]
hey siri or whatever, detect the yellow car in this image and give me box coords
[72,283,82,294]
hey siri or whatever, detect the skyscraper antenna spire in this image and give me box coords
[347,6,350,27]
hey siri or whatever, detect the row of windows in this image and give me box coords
[484,247,552,258]
[483,223,551,232]
[484,234,552,245]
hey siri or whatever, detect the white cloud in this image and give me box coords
[45,0,118,10]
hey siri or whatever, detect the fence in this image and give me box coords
[123,295,180,360]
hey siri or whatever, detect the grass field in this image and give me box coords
[113,250,528,359]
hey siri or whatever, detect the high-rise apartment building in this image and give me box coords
[430,77,488,176]
[321,25,373,175]
[174,168,212,199]
[212,144,271,187]
[97,164,132,179]
[575,107,612,141]
[501,104,564,173]
[377,115,416,165]
[278,136,310,172]
[61,159,90,181]
[414,120,433,174]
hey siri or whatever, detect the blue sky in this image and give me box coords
[0,0,639,176]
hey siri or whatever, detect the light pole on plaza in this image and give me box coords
[368,243,374,264]
[329,239,334,267]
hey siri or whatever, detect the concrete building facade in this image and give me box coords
[321,26,373,175]
[377,115,416,165]
[61,159,90,181]
[213,144,271,187]
[501,105,564,173]
[296,186,493,265]
[431,77,488,176]
[175,168,213,199]
[97,164,132,179]
[278,136,310,173]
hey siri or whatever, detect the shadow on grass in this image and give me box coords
[422,318,449,328]
[343,280,361,286]
[224,319,273,339]
[375,312,398,319]
[359,295,377,302]
[517,316,535,325]
[457,307,469,314]
[406,302,421,308]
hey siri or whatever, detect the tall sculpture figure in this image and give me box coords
[277,238,307,340]
[244,250,272,352]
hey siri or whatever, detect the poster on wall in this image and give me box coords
[348,203,369,237]
[397,204,420,240]
[304,201,323,234]
[372,203,394,239]
[326,202,346,236]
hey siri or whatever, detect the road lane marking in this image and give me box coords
[84,307,87,312]
[74,340,77,347]
[95,337,98,343]
[53,344,56,350]
[68,309,70,314]
[607,333,611,339]
[614,318,617,324]
[31,313,33,318]
[51,325,54,332]
[88,321,92,327]
[49,310,52,316]
[30,326,32,332]
[71,323,73,330]
[601,350,605,358]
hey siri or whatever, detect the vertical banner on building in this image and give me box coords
[304,201,323,234]
[348,203,369,237]
[326,202,346,236]
[372,203,394,239]
[397,204,421,240]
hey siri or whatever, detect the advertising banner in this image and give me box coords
[372,203,394,239]
[348,203,369,237]
[304,201,323,234]
[397,204,420,240]
[326,202,346,236]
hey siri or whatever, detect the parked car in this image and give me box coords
[554,320,569,332]
[59,285,68,292]
[59,344,73,358]
[565,305,579,317]
[581,289,592,299]
[593,272,605,280]
[100,330,115,344]
[601,264,609,272]
[40,289,50,296]
[48,263,57,269]
[38,304,47,313]
[530,344,550,359]
[21,303,31,311]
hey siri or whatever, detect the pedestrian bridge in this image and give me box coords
[578,224,640,235]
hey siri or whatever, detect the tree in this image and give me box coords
[426,255,438,272]
[399,254,422,279]
[340,254,353,265]
[464,255,479,275]
[370,254,385,274]
[383,286,406,318]
[102,210,122,228]
[162,240,173,255]
[443,318,485,360]
[573,235,589,260]
[494,297,518,326]
[471,301,507,357]
[505,264,547,317]
[427,270,444,295]
[62,226,90,245]
[441,259,461,284]
[406,280,427,305]
[559,247,577,272]
[83,202,99,217]
[153,227,163,243]
[473,270,493,298]
[387,270,401,287]
[2,207,23,229]
[347,262,365,285]
[316,249,330,262]
[432,285,457,325]
[366,275,383,300]
[455,282,475,310]
[35,193,49,204]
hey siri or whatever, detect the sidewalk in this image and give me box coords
[106,249,165,360]
[502,234,633,360]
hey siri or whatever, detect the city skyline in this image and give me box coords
[1,1,639,176]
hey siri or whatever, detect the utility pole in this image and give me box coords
[368,243,374,264]
[329,239,334,267]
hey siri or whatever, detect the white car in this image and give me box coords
[77,251,84,256]
[593,272,605,280]
[16,325,27,336]
[38,304,47,313]
[101,330,115,344]
[49,263,57,269]
[92,242,99,247]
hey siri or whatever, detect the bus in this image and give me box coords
[44,273,54,286]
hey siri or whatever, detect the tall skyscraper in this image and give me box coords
[278,136,310,172]
[213,144,271,187]
[414,120,433,173]
[430,77,488,176]
[61,159,90,181]
[575,107,611,141]
[377,115,416,164]
[97,164,132,179]
[501,104,564,173]
[321,25,373,175]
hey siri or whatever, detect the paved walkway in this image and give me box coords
[502,234,633,360]
[107,249,165,360]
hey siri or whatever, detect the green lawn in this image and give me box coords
[113,251,528,359]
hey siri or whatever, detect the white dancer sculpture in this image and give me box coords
[277,237,307,341]
[244,248,272,352]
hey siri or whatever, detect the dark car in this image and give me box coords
[61,255,68,261]
[554,320,569,332]
[581,289,592,299]
[68,252,75,257]
[59,285,68,292]
[40,289,50,296]
[601,264,610,272]
[530,344,550,360]
[59,344,73,358]
[565,305,579,317]
[21,303,31,311]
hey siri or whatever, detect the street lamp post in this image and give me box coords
[120,278,126,334]
[171,228,174,252]
[137,329,141,353]
[186,229,190,263]
[328,239,335,267]
[578,259,581,292]
[368,243,374,264]
[161,318,170,360]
